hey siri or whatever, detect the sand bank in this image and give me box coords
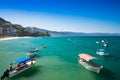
[0,36,32,41]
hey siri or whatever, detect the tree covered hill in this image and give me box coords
[0,17,50,37]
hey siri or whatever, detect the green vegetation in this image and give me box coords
[0,17,50,37]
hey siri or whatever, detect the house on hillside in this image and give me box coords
[0,27,3,34]
[25,27,40,33]
[25,27,34,33]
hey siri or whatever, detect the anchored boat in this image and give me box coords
[78,54,103,73]
[41,45,46,49]
[26,48,39,56]
[103,42,108,47]
[1,57,36,79]
[29,48,39,52]
[26,52,37,56]
[96,41,100,44]
[96,49,109,56]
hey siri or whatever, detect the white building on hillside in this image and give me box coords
[26,27,40,33]
[25,27,34,33]
[0,27,3,34]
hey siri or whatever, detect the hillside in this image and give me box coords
[0,17,50,37]
[0,17,120,37]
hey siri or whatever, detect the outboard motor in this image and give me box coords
[0,69,9,80]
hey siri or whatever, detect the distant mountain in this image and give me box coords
[48,31,120,36]
[48,31,86,36]
[33,29,120,36]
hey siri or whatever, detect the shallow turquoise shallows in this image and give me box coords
[0,36,120,80]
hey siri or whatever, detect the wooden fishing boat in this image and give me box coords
[78,54,103,73]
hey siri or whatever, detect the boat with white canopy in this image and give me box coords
[78,54,103,73]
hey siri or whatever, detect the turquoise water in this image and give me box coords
[0,36,120,80]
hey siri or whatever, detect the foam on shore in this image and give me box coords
[0,36,32,41]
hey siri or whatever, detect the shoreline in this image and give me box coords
[0,36,32,41]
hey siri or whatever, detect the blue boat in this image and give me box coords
[1,57,36,78]
[96,49,109,56]
[29,48,39,53]
[27,48,39,56]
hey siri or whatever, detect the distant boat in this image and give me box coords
[29,48,39,52]
[1,57,36,79]
[41,45,46,48]
[96,49,109,56]
[78,54,103,73]
[26,52,36,56]
[103,42,108,47]
[26,48,39,56]
[101,40,104,43]
[96,41,100,44]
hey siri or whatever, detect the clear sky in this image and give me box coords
[0,0,120,33]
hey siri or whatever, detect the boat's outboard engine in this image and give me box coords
[0,69,9,80]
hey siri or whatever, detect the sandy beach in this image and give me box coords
[0,36,32,41]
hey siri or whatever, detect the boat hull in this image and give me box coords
[78,60,103,73]
[96,52,109,56]
[9,60,36,77]
[26,52,36,56]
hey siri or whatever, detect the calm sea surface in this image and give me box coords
[0,36,120,80]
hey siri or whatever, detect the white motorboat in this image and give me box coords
[1,57,36,79]
[26,52,36,56]
[78,54,103,73]
[103,42,108,47]
[29,48,39,52]
[26,48,39,56]
[96,49,109,56]
[101,40,104,43]
[96,41,100,44]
